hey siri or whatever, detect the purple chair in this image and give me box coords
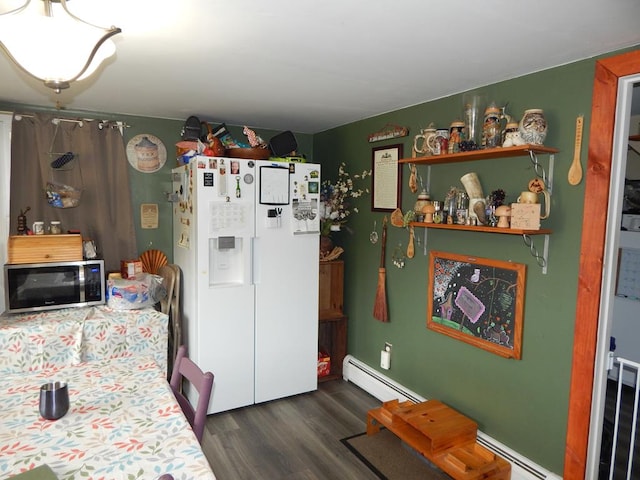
[169,345,214,443]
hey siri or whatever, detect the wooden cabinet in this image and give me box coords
[318,260,347,382]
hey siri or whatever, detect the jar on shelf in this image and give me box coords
[455,191,469,225]
[413,189,431,221]
[49,221,62,234]
[434,129,449,155]
[432,201,443,224]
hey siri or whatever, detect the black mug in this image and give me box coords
[39,381,69,421]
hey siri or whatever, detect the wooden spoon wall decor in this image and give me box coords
[568,115,584,186]
[407,226,415,258]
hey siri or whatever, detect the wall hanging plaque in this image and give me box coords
[371,144,402,212]
[126,134,167,173]
[367,123,409,143]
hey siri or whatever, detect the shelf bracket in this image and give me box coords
[528,151,554,192]
[522,234,550,274]
[423,227,428,256]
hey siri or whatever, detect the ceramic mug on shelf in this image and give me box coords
[517,191,538,204]
[517,190,550,219]
[32,221,44,235]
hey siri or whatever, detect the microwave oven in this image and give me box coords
[4,260,105,314]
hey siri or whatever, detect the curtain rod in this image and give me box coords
[12,113,131,129]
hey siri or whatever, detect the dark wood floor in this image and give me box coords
[201,379,382,480]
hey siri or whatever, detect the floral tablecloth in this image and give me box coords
[0,306,168,376]
[0,356,216,480]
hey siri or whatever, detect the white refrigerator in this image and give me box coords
[172,156,321,414]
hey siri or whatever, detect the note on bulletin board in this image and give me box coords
[616,247,640,300]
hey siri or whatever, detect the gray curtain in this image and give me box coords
[9,113,137,272]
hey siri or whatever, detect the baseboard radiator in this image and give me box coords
[342,355,563,480]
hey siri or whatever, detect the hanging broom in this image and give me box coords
[373,216,389,322]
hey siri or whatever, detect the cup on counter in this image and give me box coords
[39,381,69,420]
[32,221,44,235]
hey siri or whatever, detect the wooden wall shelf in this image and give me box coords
[398,144,559,166]
[410,222,552,236]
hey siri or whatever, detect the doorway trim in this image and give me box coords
[564,49,640,479]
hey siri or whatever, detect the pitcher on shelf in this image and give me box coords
[412,124,437,157]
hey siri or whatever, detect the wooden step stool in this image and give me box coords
[367,399,511,480]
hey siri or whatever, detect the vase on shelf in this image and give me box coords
[518,109,547,145]
[320,236,334,256]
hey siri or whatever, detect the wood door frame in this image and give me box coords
[564,49,640,479]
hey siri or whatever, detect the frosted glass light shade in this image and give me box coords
[0,0,121,91]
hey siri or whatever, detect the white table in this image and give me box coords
[0,355,216,479]
[0,305,168,375]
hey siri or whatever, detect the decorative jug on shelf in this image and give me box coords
[518,109,547,145]
[413,189,431,220]
[482,104,503,149]
[448,120,465,154]
[413,124,438,156]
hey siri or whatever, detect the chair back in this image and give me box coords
[158,264,183,379]
[170,345,214,443]
[157,265,176,316]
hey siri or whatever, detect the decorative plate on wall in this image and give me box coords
[126,134,167,173]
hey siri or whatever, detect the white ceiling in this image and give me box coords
[1,0,640,134]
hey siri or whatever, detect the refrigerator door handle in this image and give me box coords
[252,236,259,285]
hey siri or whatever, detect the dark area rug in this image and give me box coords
[341,429,452,480]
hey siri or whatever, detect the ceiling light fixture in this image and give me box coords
[0,0,121,93]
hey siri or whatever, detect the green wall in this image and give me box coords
[313,58,601,473]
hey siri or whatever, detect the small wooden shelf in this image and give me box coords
[410,222,552,235]
[318,260,347,382]
[398,144,559,165]
[318,315,347,383]
[630,134,640,141]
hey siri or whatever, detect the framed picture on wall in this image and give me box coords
[371,144,402,211]
[427,251,526,359]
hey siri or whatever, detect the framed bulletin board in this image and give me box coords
[427,251,526,359]
[371,144,402,211]
[616,247,640,300]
